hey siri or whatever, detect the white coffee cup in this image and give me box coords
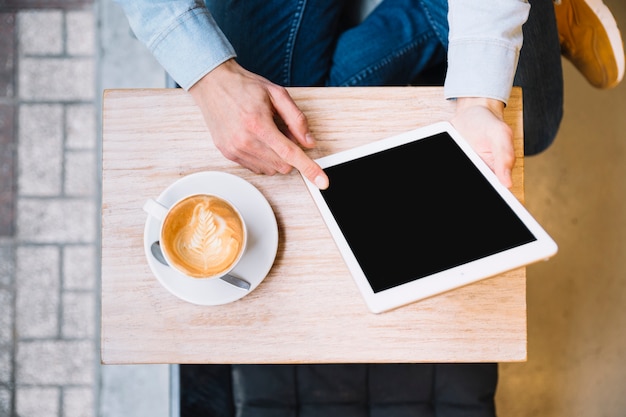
[143,193,247,279]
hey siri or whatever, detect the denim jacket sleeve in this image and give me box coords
[114,0,236,90]
[444,0,530,105]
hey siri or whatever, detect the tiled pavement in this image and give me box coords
[0,2,99,416]
[0,1,172,415]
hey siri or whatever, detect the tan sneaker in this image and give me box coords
[554,0,625,89]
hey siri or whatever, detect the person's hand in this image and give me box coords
[450,97,515,188]
[189,59,329,189]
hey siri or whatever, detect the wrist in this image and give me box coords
[189,58,237,95]
[455,97,505,116]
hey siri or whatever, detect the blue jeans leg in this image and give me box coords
[205,0,446,87]
[205,0,350,86]
[328,0,447,86]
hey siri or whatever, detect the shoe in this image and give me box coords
[554,0,625,89]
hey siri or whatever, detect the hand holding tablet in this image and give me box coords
[302,122,557,313]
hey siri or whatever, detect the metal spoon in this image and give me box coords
[150,241,251,290]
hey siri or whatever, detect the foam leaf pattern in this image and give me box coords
[173,201,242,276]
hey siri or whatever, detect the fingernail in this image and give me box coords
[314,175,329,190]
[305,133,315,146]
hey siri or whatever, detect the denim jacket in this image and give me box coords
[115,0,530,104]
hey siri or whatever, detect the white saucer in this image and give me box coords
[143,171,279,305]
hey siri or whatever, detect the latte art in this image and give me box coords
[161,195,246,278]
[173,203,239,274]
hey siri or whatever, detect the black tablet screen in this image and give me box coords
[320,132,537,293]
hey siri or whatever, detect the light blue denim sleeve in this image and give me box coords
[114,0,236,90]
[444,0,530,105]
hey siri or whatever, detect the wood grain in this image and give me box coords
[101,87,526,364]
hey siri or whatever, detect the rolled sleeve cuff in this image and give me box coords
[444,40,519,105]
[148,7,236,90]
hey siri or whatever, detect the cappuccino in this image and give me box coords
[160,194,246,278]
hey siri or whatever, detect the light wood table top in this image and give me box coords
[101,87,526,364]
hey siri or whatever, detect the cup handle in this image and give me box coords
[143,199,168,222]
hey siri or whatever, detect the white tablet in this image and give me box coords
[302,121,557,313]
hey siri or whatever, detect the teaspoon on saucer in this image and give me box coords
[150,241,251,291]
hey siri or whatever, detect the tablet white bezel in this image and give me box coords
[302,121,558,313]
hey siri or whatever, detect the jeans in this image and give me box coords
[205,0,563,155]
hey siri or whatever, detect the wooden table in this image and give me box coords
[101,87,526,364]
